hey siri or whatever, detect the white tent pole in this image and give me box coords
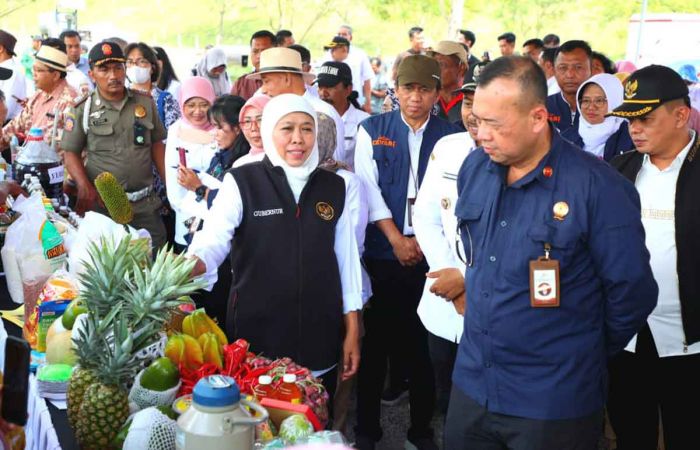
[634,0,649,65]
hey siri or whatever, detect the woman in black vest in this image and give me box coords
[188,94,362,401]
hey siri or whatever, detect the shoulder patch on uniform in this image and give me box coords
[130,88,152,97]
[72,93,89,107]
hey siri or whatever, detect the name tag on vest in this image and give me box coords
[253,208,284,217]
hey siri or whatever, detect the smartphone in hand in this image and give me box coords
[178,147,187,168]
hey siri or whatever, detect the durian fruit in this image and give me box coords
[94,171,134,225]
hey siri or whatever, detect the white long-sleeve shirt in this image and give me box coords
[336,168,372,303]
[625,132,700,357]
[164,121,218,245]
[0,58,27,120]
[187,172,363,314]
[413,132,476,343]
[341,105,370,171]
[354,114,429,235]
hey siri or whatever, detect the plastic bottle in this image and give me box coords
[9,135,19,165]
[0,154,7,180]
[21,174,32,190]
[276,374,302,404]
[253,375,277,401]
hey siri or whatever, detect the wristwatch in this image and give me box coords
[195,185,207,202]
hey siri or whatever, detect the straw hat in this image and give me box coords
[248,48,315,82]
[35,45,68,72]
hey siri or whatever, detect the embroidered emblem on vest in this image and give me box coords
[316,202,334,221]
[688,136,699,162]
[253,208,284,217]
[372,135,397,147]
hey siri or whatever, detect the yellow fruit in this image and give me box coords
[165,333,204,370]
[165,334,185,366]
[202,313,228,346]
[198,333,223,369]
[182,310,206,338]
[46,330,77,365]
[182,334,204,370]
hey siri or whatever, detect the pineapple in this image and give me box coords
[68,236,205,446]
[68,236,146,425]
[74,312,141,449]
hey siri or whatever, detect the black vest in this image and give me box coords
[227,157,346,369]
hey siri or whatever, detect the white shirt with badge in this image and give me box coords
[625,131,700,357]
[341,104,370,172]
[354,114,429,236]
[187,172,364,315]
[413,132,476,343]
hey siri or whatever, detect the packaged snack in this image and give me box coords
[25,270,77,350]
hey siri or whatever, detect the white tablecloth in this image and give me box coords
[25,375,61,450]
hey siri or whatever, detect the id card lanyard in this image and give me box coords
[529,242,561,307]
[407,148,420,228]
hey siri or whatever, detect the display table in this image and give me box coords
[1,276,78,450]
[25,375,61,450]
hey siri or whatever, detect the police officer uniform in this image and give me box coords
[61,42,167,247]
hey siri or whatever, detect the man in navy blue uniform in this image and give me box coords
[546,40,592,137]
[444,56,658,449]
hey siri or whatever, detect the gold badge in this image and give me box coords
[441,198,451,210]
[430,152,436,161]
[316,202,334,221]
[135,104,147,118]
[624,79,638,99]
[553,201,569,221]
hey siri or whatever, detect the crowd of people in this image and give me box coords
[1,22,700,450]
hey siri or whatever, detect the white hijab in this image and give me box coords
[261,94,319,202]
[576,73,626,158]
[196,47,231,97]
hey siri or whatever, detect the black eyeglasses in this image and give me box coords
[456,221,473,267]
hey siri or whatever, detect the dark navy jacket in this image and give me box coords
[546,92,579,135]
[361,110,461,260]
[561,121,635,162]
[453,129,657,420]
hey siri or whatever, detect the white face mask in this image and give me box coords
[127,66,151,84]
